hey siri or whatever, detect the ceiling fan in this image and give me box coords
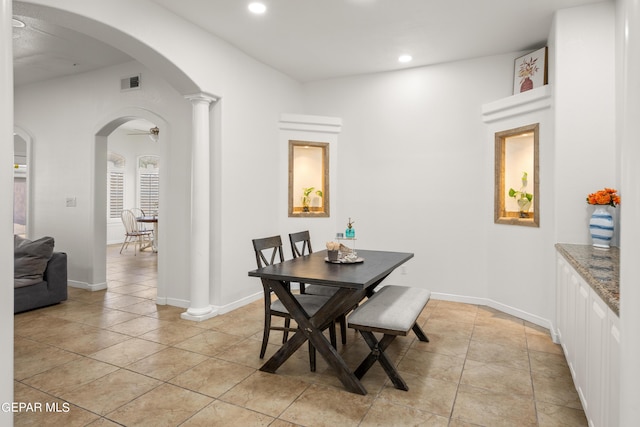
[127,126,159,142]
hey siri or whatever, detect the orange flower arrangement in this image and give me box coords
[586,188,620,207]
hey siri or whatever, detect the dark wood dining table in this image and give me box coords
[248,249,414,395]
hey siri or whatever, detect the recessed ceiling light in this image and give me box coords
[12,18,25,28]
[248,2,267,14]
[398,55,413,63]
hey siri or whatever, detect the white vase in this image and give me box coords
[589,206,614,249]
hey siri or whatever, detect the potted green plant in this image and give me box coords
[301,187,323,212]
[509,172,533,217]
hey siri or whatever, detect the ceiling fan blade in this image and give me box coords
[127,127,159,136]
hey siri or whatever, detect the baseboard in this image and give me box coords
[156,289,554,333]
[68,280,107,291]
[160,297,189,308]
[212,292,263,315]
[431,292,553,331]
[158,293,262,321]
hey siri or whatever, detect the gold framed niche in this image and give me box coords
[288,140,329,217]
[495,123,539,227]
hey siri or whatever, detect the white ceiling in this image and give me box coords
[12,13,132,87]
[13,0,607,85]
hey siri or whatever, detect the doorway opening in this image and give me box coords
[95,112,167,301]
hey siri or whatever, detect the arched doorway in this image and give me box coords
[95,111,168,300]
[13,0,202,295]
[13,126,31,238]
[13,1,217,316]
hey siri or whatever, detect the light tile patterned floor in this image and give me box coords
[13,245,588,426]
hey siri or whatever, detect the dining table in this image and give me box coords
[248,248,414,395]
[136,216,158,252]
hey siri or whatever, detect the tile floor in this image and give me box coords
[13,244,588,426]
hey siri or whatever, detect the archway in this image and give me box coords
[12,126,32,238]
[94,110,169,300]
[14,0,218,318]
[15,1,200,95]
[13,1,210,308]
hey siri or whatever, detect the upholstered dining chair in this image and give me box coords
[252,235,337,371]
[119,209,153,255]
[289,230,348,345]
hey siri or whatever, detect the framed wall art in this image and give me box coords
[513,47,548,95]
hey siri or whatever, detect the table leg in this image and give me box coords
[259,279,368,395]
[152,221,158,252]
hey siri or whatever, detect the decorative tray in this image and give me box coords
[324,257,364,264]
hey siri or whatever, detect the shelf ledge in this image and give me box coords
[482,85,552,123]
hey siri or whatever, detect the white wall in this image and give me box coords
[553,2,617,246]
[299,2,616,328]
[301,54,518,304]
[617,0,640,422]
[1,1,14,424]
[483,91,555,326]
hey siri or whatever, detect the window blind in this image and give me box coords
[108,171,124,218]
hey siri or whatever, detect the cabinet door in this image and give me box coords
[587,289,608,426]
[564,272,578,376]
[574,277,590,409]
[556,256,569,344]
[607,312,620,427]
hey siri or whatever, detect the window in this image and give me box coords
[138,156,159,216]
[107,152,125,219]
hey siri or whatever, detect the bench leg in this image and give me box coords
[355,331,408,391]
[412,323,429,342]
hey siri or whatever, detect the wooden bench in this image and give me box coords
[348,285,430,391]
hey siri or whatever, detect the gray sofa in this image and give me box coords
[14,236,68,314]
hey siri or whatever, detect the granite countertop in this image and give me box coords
[555,243,619,316]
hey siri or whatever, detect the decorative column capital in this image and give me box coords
[185,92,217,105]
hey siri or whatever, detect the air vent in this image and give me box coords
[120,74,141,91]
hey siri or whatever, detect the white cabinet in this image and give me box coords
[556,253,620,427]
[607,313,620,427]
[587,290,608,426]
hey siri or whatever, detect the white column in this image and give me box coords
[619,0,640,424]
[0,0,14,422]
[181,93,217,321]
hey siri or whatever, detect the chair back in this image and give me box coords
[252,235,285,268]
[252,235,290,297]
[130,208,146,219]
[121,209,141,235]
[289,230,313,258]
[130,208,148,231]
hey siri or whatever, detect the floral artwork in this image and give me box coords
[586,188,620,207]
[518,57,539,92]
[513,47,547,94]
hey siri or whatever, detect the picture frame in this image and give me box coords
[513,47,548,95]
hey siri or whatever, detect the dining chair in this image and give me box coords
[129,207,152,234]
[252,235,337,371]
[289,230,348,345]
[119,209,153,255]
